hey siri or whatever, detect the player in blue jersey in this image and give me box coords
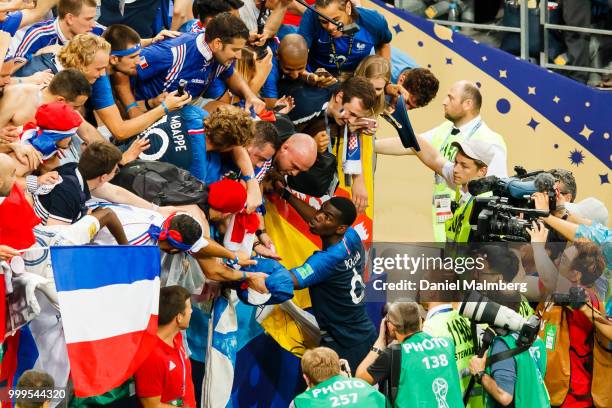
[0,0,57,37]
[134,12,265,115]
[274,186,377,372]
[298,0,392,76]
[13,0,105,62]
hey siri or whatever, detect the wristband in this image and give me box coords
[161,101,170,115]
[255,229,265,237]
[144,98,152,111]
[475,371,487,384]
[242,270,247,281]
[371,346,384,355]
[241,174,254,182]
[125,101,138,111]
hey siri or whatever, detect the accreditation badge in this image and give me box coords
[434,193,452,223]
[544,323,557,350]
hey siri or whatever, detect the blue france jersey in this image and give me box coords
[0,11,23,36]
[298,7,391,74]
[290,227,375,347]
[134,32,234,101]
[14,17,105,61]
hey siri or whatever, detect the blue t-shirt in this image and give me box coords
[298,7,391,74]
[0,11,23,36]
[390,46,418,83]
[14,17,105,61]
[290,227,375,347]
[489,337,517,407]
[134,32,235,101]
[90,74,116,110]
[122,105,223,184]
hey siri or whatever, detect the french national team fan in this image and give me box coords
[133,12,265,114]
[12,0,105,62]
[298,0,392,76]
[15,33,192,143]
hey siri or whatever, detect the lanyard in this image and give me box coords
[329,35,354,71]
[428,306,453,320]
[439,120,483,156]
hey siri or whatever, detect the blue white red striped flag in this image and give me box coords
[50,246,160,397]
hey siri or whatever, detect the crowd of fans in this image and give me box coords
[0,0,610,407]
[401,0,612,87]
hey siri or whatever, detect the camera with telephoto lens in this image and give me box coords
[551,286,588,309]
[467,166,556,242]
[459,290,540,348]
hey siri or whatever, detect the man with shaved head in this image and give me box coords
[261,33,337,107]
[273,133,318,177]
[376,80,507,241]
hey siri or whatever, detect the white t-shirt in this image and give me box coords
[421,116,508,181]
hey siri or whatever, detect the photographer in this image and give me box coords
[468,292,549,408]
[290,347,385,407]
[528,225,611,407]
[355,301,464,407]
[408,135,495,243]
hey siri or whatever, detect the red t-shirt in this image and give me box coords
[135,332,196,407]
[282,0,315,26]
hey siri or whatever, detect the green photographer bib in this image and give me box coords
[484,334,549,408]
[395,332,463,408]
[293,375,385,408]
[424,309,483,408]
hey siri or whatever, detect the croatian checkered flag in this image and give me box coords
[342,128,362,175]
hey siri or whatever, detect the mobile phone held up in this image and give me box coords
[177,79,188,97]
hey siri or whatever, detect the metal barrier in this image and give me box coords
[425,1,612,77]
[539,0,612,76]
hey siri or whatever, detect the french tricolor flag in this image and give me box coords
[50,246,160,397]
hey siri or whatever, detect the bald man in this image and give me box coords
[376,80,507,241]
[273,133,318,177]
[261,33,337,107]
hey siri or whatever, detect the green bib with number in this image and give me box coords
[484,334,549,408]
[293,375,386,408]
[395,331,463,408]
[424,310,483,408]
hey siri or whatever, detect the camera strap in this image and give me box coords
[486,343,531,366]
[387,343,402,407]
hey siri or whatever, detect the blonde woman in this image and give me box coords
[56,33,191,141]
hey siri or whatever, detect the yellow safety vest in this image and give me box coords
[429,121,506,242]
